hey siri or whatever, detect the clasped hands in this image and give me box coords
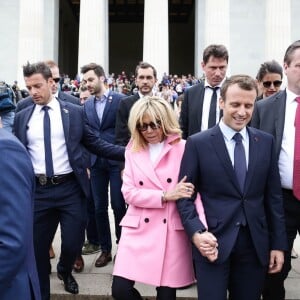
[192,231,218,262]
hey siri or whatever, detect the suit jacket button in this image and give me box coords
[144,218,149,223]
[163,219,166,223]
[167,178,172,183]
[139,181,143,185]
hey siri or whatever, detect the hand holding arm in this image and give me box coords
[163,175,194,202]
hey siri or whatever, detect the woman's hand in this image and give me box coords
[163,175,194,202]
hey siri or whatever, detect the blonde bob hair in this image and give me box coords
[128,96,181,151]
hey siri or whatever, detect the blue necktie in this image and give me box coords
[233,133,247,192]
[208,87,219,128]
[42,106,54,177]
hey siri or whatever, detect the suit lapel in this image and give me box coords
[100,93,113,127]
[85,98,101,129]
[211,126,239,191]
[273,90,286,156]
[21,105,35,146]
[244,127,259,194]
[197,83,205,130]
[59,101,70,143]
[133,149,163,189]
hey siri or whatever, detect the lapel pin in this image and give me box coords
[63,108,69,114]
[108,96,112,103]
[254,136,258,142]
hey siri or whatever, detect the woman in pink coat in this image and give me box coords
[112,96,207,300]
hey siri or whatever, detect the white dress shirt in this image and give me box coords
[219,120,249,168]
[278,89,298,189]
[201,80,225,131]
[27,97,73,175]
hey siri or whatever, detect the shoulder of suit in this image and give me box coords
[185,81,205,93]
[248,126,274,140]
[256,90,285,107]
[59,99,83,111]
[59,91,80,104]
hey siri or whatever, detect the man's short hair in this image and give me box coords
[23,62,52,80]
[135,61,157,79]
[203,44,229,64]
[220,74,258,101]
[284,40,300,66]
[81,63,105,77]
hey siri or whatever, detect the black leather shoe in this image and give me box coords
[57,272,79,294]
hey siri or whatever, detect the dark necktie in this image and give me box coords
[233,133,247,192]
[293,97,300,199]
[208,86,219,128]
[42,106,54,177]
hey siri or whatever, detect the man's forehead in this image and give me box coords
[137,68,154,76]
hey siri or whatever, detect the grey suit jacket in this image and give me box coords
[251,89,286,158]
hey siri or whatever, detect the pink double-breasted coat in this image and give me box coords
[113,134,206,287]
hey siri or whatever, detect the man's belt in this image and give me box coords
[35,172,75,186]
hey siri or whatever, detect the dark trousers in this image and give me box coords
[112,276,176,300]
[90,159,126,252]
[262,188,300,300]
[86,193,100,246]
[195,226,267,300]
[34,178,86,300]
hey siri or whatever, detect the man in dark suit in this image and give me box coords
[251,40,300,300]
[0,128,41,300]
[13,62,124,300]
[115,61,157,146]
[180,44,228,139]
[15,60,80,113]
[177,75,287,300]
[81,63,127,267]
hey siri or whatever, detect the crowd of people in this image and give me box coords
[1,40,300,300]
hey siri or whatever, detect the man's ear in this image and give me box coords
[219,97,225,109]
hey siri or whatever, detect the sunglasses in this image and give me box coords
[137,121,161,132]
[262,80,282,88]
[53,78,60,83]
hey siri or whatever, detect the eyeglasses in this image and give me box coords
[137,121,161,132]
[53,78,60,83]
[262,80,282,88]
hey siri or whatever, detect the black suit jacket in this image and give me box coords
[180,81,206,139]
[15,91,80,113]
[13,100,124,198]
[177,125,287,265]
[251,89,286,158]
[115,93,140,146]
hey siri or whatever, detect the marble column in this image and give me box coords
[265,0,291,64]
[44,0,59,63]
[143,0,168,82]
[194,0,230,77]
[78,0,109,75]
[17,0,44,86]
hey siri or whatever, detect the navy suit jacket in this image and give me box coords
[15,90,80,113]
[251,89,286,158]
[84,91,125,167]
[13,100,124,198]
[0,129,41,300]
[115,93,140,146]
[177,125,287,266]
